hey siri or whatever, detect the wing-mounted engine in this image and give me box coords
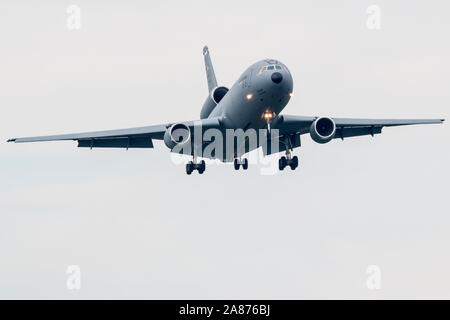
[200,86,229,119]
[310,117,336,143]
[163,123,191,149]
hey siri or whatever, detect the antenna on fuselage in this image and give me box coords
[203,46,218,93]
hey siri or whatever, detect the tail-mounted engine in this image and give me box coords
[200,86,229,119]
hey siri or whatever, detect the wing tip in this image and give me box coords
[7,138,16,143]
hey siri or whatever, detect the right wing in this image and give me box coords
[7,118,223,149]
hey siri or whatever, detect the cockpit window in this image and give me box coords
[258,64,283,75]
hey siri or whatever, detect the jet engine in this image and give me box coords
[310,117,336,144]
[163,123,191,149]
[200,86,229,119]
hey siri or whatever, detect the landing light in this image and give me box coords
[263,111,274,120]
[246,93,253,100]
[289,92,294,97]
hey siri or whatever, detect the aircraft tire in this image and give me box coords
[186,162,193,175]
[290,156,298,170]
[242,158,248,170]
[234,159,240,170]
[279,156,287,171]
[198,160,206,174]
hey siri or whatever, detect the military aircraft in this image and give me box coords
[8,46,444,174]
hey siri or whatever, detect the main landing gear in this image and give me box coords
[186,156,205,175]
[279,150,298,171]
[234,158,248,170]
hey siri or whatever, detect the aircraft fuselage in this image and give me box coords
[209,59,294,131]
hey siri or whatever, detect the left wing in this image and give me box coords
[273,115,444,140]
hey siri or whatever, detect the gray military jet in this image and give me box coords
[8,46,444,174]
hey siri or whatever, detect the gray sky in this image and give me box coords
[0,0,449,299]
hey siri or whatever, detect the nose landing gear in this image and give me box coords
[279,150,298,171]
[233,158,248,170]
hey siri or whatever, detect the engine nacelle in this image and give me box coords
[310,117,336,144]
[200,86,229,119]
[164,123,191,149]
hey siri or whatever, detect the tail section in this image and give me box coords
[203,46,218,92]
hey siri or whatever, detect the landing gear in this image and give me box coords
[186,162,194,175]
[279,151,298,171]
[278,157,287,171]
[242,158,248,170]
[234,159,239,170]
[186,158,206,175]
[198,160,206,174]
[234,158,248,170]
[291,155,298,169]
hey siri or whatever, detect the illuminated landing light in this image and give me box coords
[289,92,294,97]
[246,93,253,100]
[263,110,275,120]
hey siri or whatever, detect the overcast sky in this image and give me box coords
[1,0,449,299]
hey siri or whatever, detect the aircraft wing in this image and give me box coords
[274,115,444,139]
[7,118,222,149]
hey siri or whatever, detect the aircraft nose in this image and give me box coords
[271,72,283,84]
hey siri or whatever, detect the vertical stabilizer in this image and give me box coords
[203,46,218,93]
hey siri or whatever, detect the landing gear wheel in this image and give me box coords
[290,156,298,170]
[186,159,206,175]
[186,162,194,175]
[198,160,206,174]
[234,158,240,170]
[279,156,287,171]
[242,158,248,170]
